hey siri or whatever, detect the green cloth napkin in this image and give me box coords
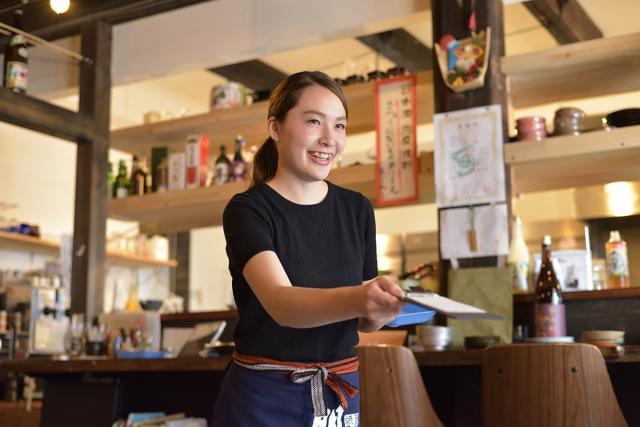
[447,266,513,347]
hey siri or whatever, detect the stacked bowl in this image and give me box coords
[415,325,452,351]
[580,330,625,359]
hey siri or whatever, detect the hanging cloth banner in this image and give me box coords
[375,75,419,207]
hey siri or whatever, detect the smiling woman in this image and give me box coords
[211,71,406,426]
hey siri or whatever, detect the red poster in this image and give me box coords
[375,75,419,207]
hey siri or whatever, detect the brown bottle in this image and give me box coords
[129,156,148,196]
[534,235,566,337]
[3,10,28,94]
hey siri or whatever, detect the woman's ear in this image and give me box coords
[267,117,280,142]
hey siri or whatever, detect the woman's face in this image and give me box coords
[269,85,347,183]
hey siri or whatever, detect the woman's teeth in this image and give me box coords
[309,151,332,161]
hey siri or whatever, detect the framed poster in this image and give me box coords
[375,75,419,207]
[434,105,506,208]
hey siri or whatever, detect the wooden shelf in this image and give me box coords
[110,72,435,157]
[502,32,640,108]
[0,230,177,268]
[109,152,435,233]
[505,125,640,193]
[513,287,640,303]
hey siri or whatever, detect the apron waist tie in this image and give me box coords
[232,351,359,417]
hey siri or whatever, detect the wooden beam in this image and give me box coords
[432,0,510,295]
[525,0,602,44]
[209,60,288,91]
[71,20,111,319]
[357,28,433,73]
[0,88,94,142]
[0,0,214,49]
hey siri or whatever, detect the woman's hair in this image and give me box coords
[251,71,348,187]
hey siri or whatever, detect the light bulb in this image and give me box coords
[50,0,70,14]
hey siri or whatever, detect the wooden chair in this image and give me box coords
[357,330,408,347]
[482,343,628,427]
[357,345,443,427]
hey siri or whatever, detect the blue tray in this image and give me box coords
[116,350,168,359]
[386,304,436,327]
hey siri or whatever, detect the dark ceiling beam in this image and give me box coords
[0,0,215,47]
[525,0,602,44]
[209,60,288,91]
[357,28,432,73]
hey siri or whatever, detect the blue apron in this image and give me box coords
[211,363,360,427]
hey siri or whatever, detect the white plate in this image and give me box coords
[524,336,575,343]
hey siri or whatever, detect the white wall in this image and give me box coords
[189,227,233,312]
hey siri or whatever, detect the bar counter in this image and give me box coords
[2,347,640,426]
[5,346,640,375]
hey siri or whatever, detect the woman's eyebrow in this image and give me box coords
[302,110,347,121]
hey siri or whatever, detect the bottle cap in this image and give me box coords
[542,235,552,245]
[609,230,621,241]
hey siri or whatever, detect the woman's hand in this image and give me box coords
[358,276,405,331]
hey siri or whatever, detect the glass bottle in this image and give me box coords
[214,145,231,185]
[113,160,130,199]
[3,10,28,94]
[508,216,530,293]
[129,156,147,196]
[230,135,247,182]
[534,235,566,337]
[155,158,168,192]
[125,284,141,312]
[605,231,630,289]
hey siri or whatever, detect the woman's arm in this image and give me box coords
[243,250,403,329]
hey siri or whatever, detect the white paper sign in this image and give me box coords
[375,75,419,206]
[439,204,509,259]
[434,105,506,208]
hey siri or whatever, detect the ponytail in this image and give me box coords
[251,137,278,188]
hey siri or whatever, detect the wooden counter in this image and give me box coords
[2,345,639,375]
[0,356,231,375]
[2,347,640,426]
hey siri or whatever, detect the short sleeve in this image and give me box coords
[362,197,378,281]
[223,195,275,274]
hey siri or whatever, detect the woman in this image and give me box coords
[212,71,404,426]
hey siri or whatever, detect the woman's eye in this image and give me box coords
[336,123,346,130]
[308,119,320,125]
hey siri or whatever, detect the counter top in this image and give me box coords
[0,356,231,374]
[2,346,639,375]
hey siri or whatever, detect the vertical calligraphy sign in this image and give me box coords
[375,75,419,207]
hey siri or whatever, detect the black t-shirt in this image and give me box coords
[222,180,378,362]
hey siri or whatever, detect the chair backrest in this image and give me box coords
[357,345,443,427]
[357,330,408,347]
[482,343,628,427]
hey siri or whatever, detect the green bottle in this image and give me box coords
[113,160,130,199]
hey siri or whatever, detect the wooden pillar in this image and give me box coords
[71,21,112,319]
[431,0,510,294]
